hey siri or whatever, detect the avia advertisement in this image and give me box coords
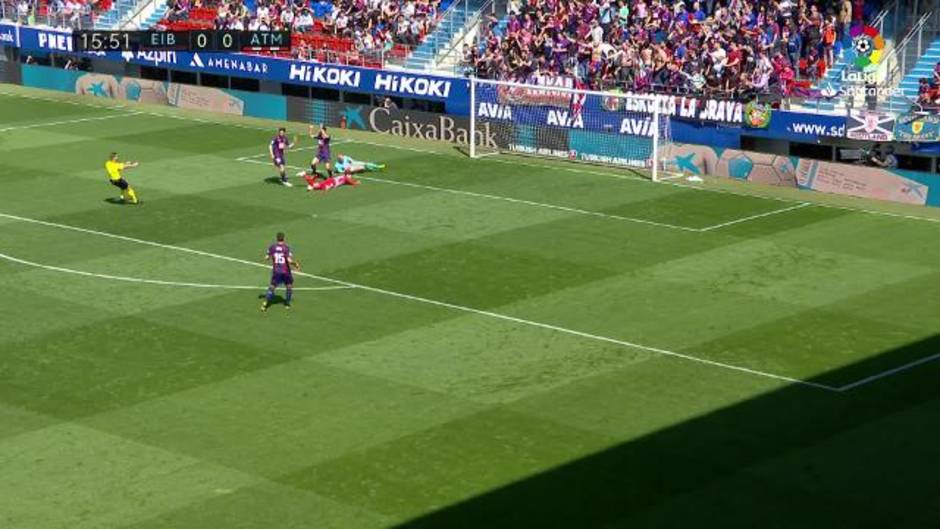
[742,110,846,142]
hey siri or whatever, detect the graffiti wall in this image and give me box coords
[662,143,935,206]
[21,64,286,119]
[795,161,930,206]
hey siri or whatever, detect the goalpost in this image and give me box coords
[469,77,672,182]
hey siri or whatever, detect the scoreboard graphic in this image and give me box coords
[72,31,291,52]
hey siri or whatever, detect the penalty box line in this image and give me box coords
[1,211,841,393]
[233,156,702,232]
[234,153,810,233]
[697,202,812,232]
[339,139,940,229]
[4,89,940,228]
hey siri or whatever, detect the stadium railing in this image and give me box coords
[882,11,937,111]
[435,0,494,72]
[116,0,154,29]
[1,0,101,30]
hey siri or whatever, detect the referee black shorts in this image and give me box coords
[110,178,129,190]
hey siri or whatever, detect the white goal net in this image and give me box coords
[469,77,672,181]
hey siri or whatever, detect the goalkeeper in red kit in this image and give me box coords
[303,153,385,192]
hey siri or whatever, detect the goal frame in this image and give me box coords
[469,77,665,182]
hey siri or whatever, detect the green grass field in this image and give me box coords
[2,84,940,529]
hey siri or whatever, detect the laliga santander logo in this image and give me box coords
[831,25,902,100]
[845,25,885,71]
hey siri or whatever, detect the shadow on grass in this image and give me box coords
[450,147,652,180]
[452,145,471,157]
[395,335,940,528]
[257,293,288,307]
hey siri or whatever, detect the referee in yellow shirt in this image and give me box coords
[105,152,140,205]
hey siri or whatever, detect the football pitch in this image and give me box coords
[2,84,940,528]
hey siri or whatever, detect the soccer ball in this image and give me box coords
[854,37,872,55]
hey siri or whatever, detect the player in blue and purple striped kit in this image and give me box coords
[261,232,299,312]
[307,123,333,180]
[269,128,296,187]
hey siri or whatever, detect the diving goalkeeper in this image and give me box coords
[303,153,385,191]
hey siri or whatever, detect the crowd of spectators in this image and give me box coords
[2,0,102,29]
[463,0,872,99]
[162,0,441,54]
[916,63,940,110]
[325,0,441,46]
[2,0,898,104]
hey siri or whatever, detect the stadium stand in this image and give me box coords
[152,0,446,67]
[464,0,884,99]
[94,0,142,28]
[3,0,916,100]
[135,0,169,29]
[0,0,116,28]
[403,0,487,70]
[892,37,940,112]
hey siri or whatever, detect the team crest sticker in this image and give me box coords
[894,113,940,141]
[743,101,772,128]
[844,25,885,71]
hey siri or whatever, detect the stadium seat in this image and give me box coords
[142,0,460,68]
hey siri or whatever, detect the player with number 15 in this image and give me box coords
[262,231,300,312]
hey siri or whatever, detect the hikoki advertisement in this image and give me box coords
[10,24,470,112]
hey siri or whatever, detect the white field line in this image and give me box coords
[0,111,142,133]
[236,157,702,232]
[0,211,838,392]
[4,89,940,227]
[2,91,934,391]
[834,353,940,392]
[656,174,689,182]
[698,203,812,232]
[662,176,940,225]
[0,251,351,291]
[237,155,811,233]
[345,138,650,182]
[344,138,940,227]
